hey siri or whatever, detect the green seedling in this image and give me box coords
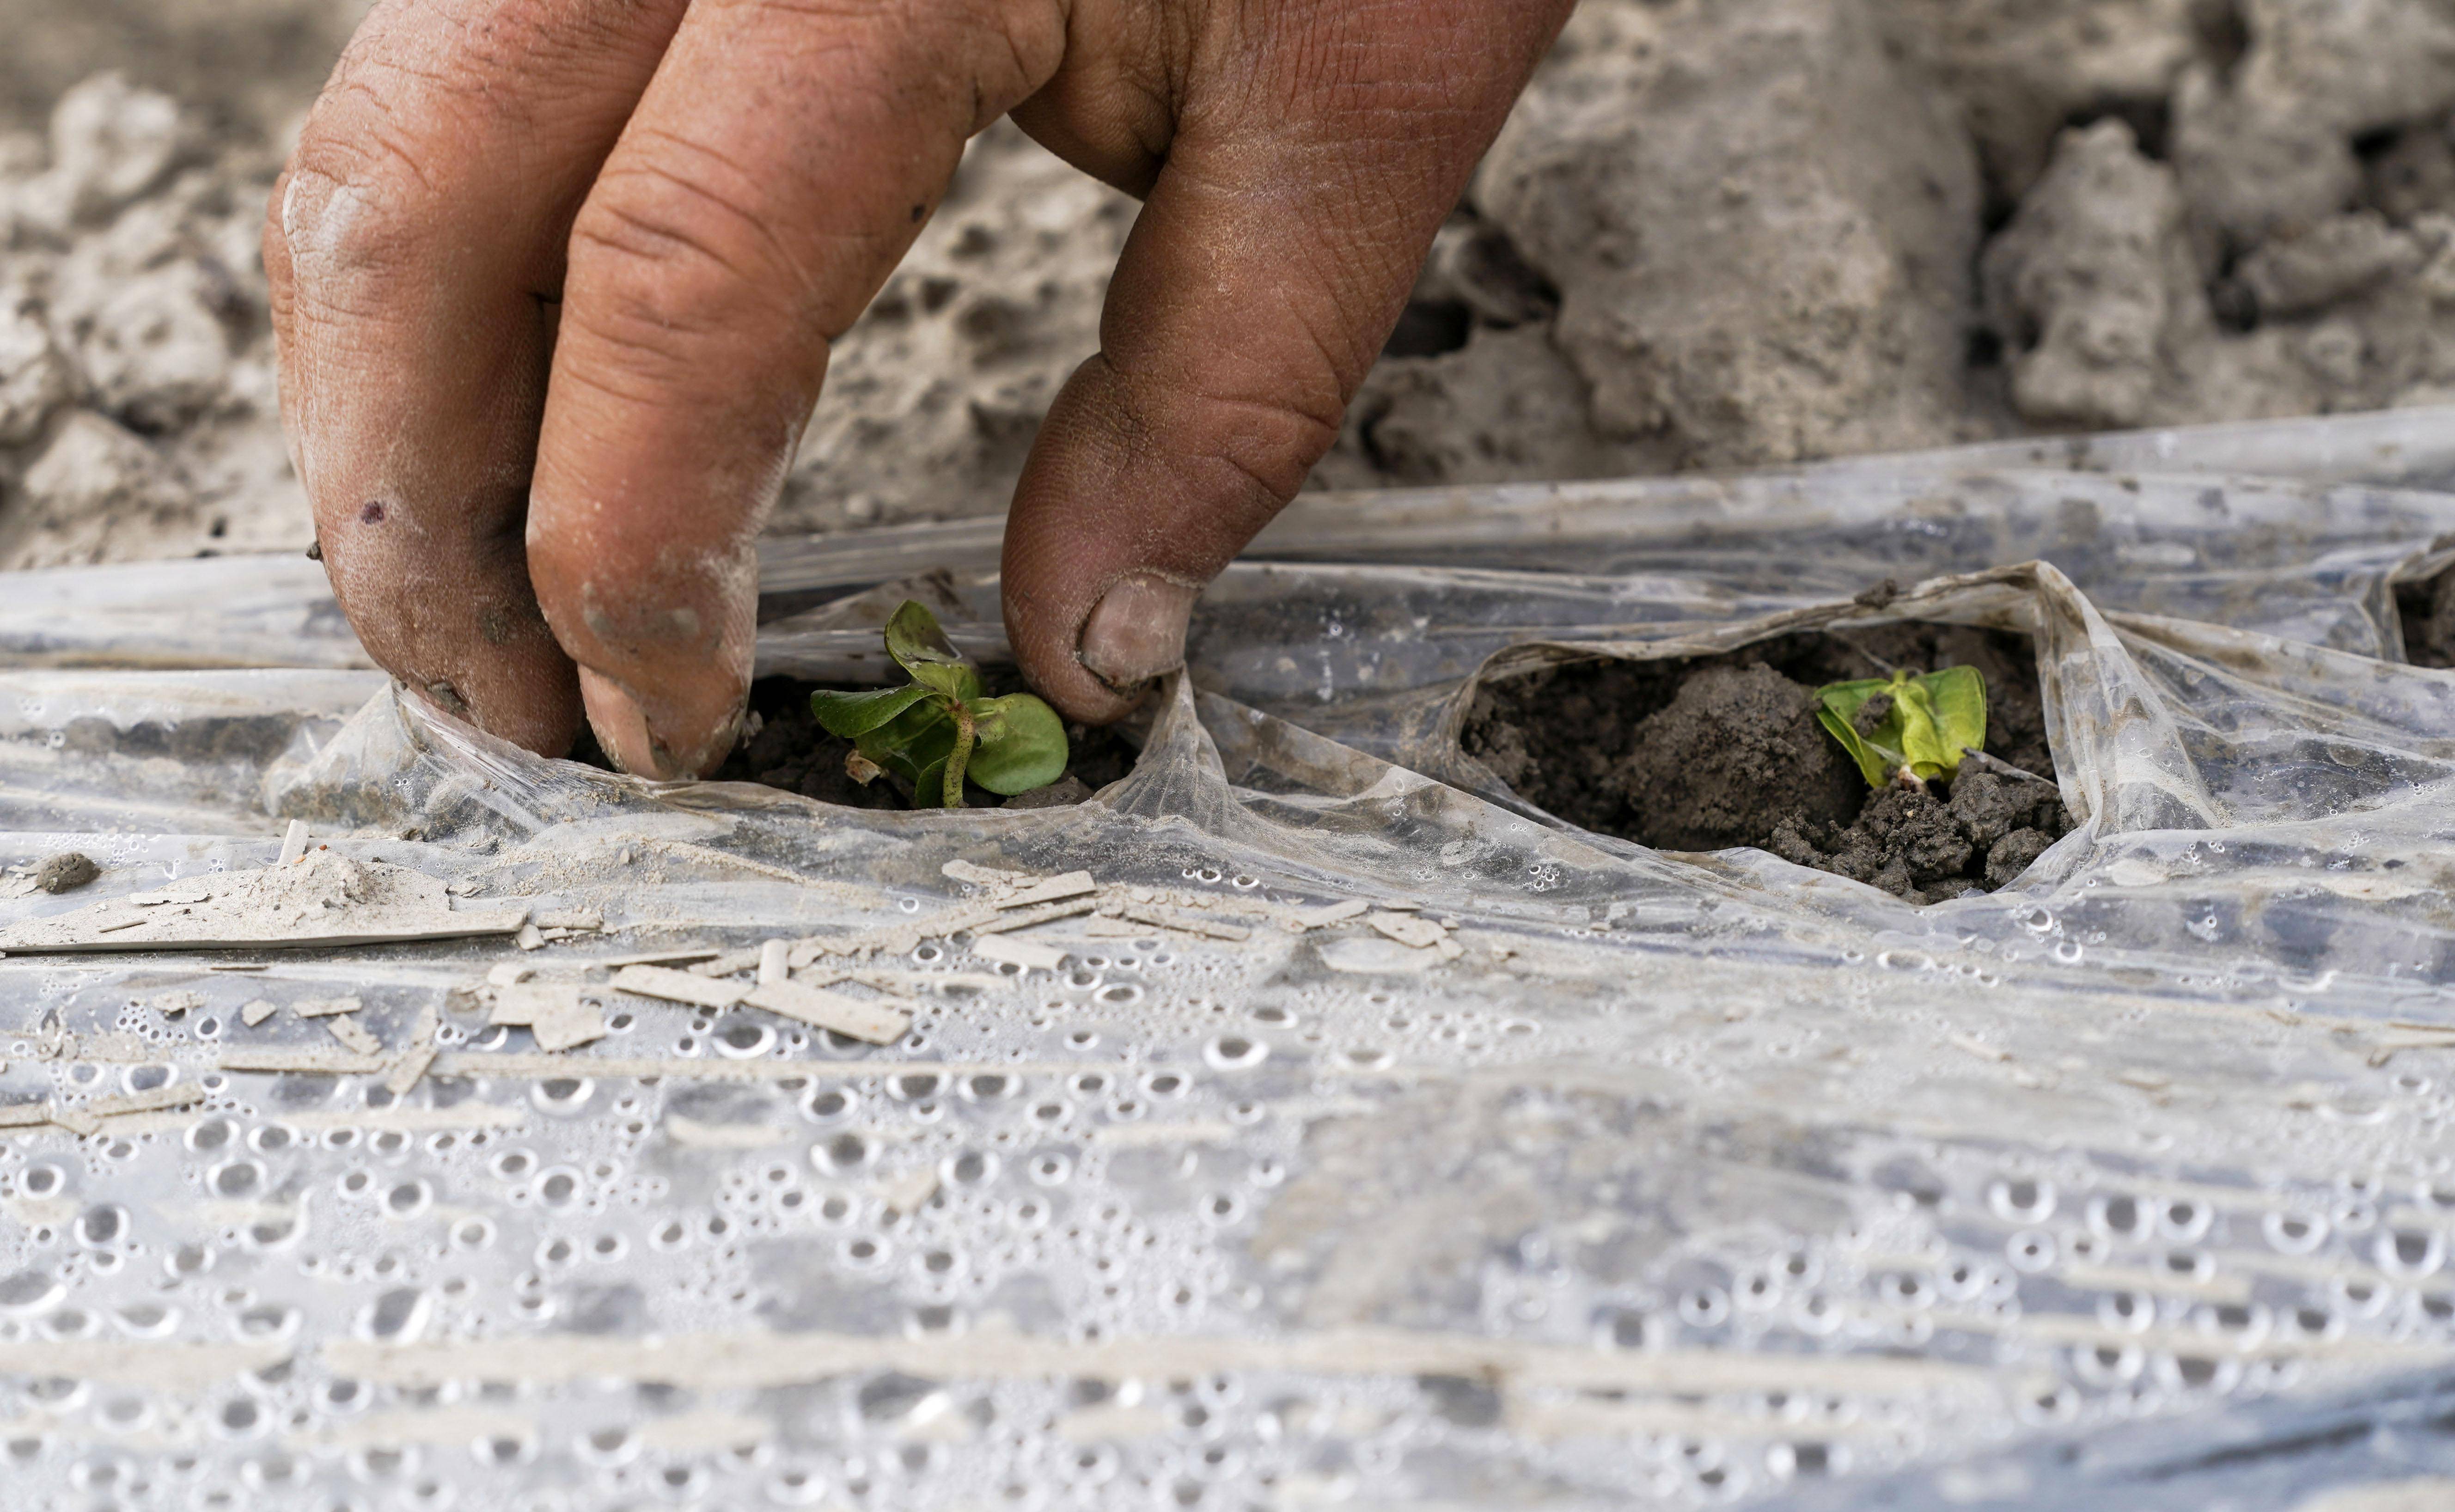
[1814,665,1989,790]
[809,601,1069,809]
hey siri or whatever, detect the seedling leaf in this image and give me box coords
[1923,666,1988,769]
[810,684,934,738]
[1815,666,1988,788]
[1814,698,1895,788]
[965,693,1069,795]
[884,600,965,674]
[808,600,1072,807]
[912,661,981,700]
[857,709,955,789]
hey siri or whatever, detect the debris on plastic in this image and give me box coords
[1291,898,1369,929]
[383,1003,441,1094]
[613,961,912,1045]
[0,1084,201,1137]
[740,979,911,1044]
[611,964,749,1012]
[1366,911,1452,951]
[489,981,593,1049]
[324,1017,381,1055]
[972,896,1100,934]
[1000,870,1098,908]
[0,847,528,953]
[1121,902,1252,941]
[972,933,1066,971]
[32,851,98,892]
[214,1047,386,1075]
[528,993,607,1053]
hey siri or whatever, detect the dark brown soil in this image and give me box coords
[33,852,99,892]
[1616,663,1868,852]
[707,675,1136,810]
[2397,572,2455,669]
[1464,623,2071,902]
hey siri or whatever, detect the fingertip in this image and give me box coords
[578,665,743,780]
[1079,572,1200,688]
[1008,570,1202,726]
[1029,657,1142,726]
[406,666,585,761]
[577,666,658,776]
[528,522,758,780]
[1008,567,1181,726]
[1038,569,1195,721]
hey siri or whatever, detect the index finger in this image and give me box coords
[526,0,1068,777]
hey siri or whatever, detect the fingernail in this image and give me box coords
[1078,573,1200,690]
[579,666,675,779]
[580,665,746,780]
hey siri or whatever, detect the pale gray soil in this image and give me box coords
[2,0,2453,568]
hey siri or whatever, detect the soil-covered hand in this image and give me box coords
[265,0,1573,777]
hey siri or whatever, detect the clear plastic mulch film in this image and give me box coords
[9,410,2455,1510]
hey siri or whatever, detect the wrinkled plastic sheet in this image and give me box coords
[9,411,2455,1509]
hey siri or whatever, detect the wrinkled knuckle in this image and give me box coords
[275,127,449,290]
[565,174,771,374]
[1212,438,1316,505]
[1209,368,1343,449]
[1186,394,1334,505]
[1269,382,1347,446]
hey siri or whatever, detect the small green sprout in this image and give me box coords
[809,601,1069,809]
[1814,666,1988,789]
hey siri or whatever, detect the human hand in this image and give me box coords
[267,0,1573,777]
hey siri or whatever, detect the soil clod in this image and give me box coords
[1615,665,1863,853]
[1002,774,1094,810]
[32,852,98,892]
[2398,569,2455,668]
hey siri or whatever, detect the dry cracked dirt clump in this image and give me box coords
[0,70,287,568]
[0,65,1139,567]
[1321,0,2455,486]
[6,0,2455,567]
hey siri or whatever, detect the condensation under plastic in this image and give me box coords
[7,411,2455,1510]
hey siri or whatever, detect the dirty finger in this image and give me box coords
[267,0,688,754]
[999,0,1576,722]
[526,0,1070,778]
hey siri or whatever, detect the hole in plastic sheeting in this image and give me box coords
[1460,618,2068,903]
